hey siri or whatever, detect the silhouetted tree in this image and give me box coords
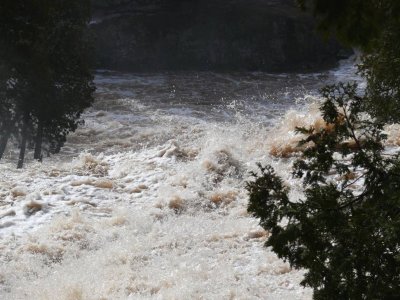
[248,2,400,298]
[0,0,95,168]
[248,84,400,299]
[298,0,400,121]
[31,0,95,160]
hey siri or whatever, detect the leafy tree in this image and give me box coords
[360,27,400,123]
[30,0,95,159]
[0,64,13,159]
[0,2,30,162]
[297,0,400,122]
[0,0,95,168]
[247,83,400,299]
[247,2,400,297]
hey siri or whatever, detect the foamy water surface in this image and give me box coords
[0,59,363,299]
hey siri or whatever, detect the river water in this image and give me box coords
[0,59,361,299]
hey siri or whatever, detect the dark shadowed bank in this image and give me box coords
[90,0,351,72]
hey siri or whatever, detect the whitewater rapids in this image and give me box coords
[0,61,370,299]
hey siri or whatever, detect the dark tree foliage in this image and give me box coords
[0,65,10,158]
[247,83,400,299]
[360,27,400,123]
[297,0,400,50]
[0,0,95,168]
[298,0,400,122]
[247,2,400,298]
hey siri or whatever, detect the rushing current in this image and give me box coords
[0,59,364,299]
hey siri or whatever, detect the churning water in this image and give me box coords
[0,58,374,299]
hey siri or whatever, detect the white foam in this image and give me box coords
[0,68,362,299]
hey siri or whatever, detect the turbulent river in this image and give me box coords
[0,59,367,299]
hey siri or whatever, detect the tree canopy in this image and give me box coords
[248,1,400,298]
[298,0,400,122]
[297,0,400,49]
[0,0,95,168]
[248,84,400,298]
